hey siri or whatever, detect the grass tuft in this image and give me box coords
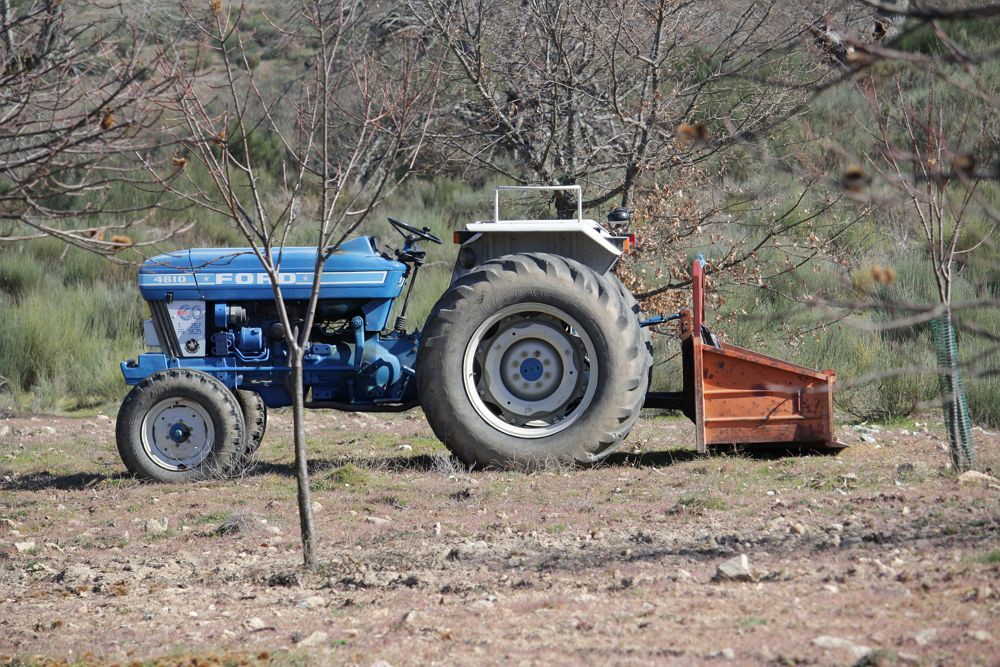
[974,549,1000,564]
[213,511,265,536]
[316,463,370,490]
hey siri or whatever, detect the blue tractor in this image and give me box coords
[117,186,652,481]
[118,185,841,481]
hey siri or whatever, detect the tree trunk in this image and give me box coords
[930,310,975,472]
[290,358,318,568]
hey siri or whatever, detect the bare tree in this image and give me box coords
[407,0,821,216]
[141,0,438,567]
[747,1,1000,465]
[0,0,187,256]
[853,77,996,470]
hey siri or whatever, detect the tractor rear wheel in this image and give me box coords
[116,369,245,482]
[417,253,649,469]
[233,389,267,471]
[607,273,654,387]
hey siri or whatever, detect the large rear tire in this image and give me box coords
[116,369,245,482]
[607,273,654,387]
[417,253,650,469]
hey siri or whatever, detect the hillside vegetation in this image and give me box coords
[0,1,997,428]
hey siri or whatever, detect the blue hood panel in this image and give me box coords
[139,237,406,301]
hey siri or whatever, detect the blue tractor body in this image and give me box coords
[137,237,405,309]
[123,235,419,410]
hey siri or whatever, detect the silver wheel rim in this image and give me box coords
[462,302,598,438]
[141,397,215,471]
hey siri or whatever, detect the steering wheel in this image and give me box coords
[387,216,443,245]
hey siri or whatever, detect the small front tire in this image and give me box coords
[116,369,245,483]
[233,389,267,471]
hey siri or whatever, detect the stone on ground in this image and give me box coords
[714,554,753,582]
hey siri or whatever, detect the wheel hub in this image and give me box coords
[518,357,544,382]
[169,422,192,444]
[141,399,215,471]
[463,303,597,438]
[487,321,574,408]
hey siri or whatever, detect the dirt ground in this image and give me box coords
[1,409,998,666]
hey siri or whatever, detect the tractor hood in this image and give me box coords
[138,236,407,301]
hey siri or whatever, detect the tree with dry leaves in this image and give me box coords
[841,76,996,470]
[590,1,1000,451]
[0,0,188,256]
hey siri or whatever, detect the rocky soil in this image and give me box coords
[1,411,998,666]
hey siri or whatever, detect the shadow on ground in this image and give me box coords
[1,444,842,491]
[0,471,125,492]
[257,446,773,477]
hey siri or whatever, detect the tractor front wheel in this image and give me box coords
[116,369,245,482]
[417,253,649,469]
[233,389,267,472]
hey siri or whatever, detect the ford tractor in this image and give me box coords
[117,185,838,482]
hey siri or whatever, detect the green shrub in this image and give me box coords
[0,249,47,302]
[0,282,144,410]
